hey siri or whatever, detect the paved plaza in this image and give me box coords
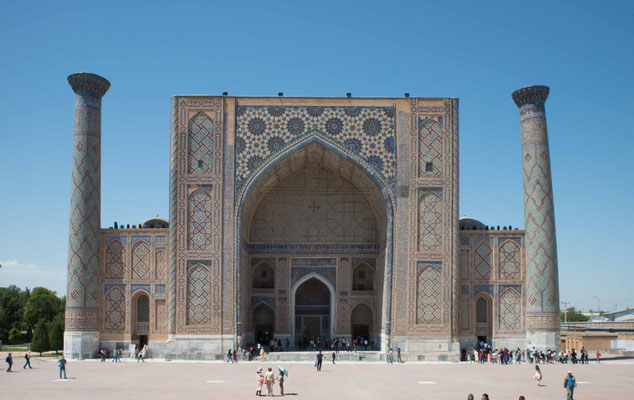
[2,356,634,399]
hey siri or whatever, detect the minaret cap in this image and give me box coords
[68,73,111,97]
[512,85,549,108]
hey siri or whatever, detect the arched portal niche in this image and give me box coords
[132,291,151,348]
[475,293,493,343]
[351,303,373,341]
[291,275,334,343]
[252,303,275,345]
[236,138,393,350]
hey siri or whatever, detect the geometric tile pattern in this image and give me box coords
[473,241,492,280]
[415,264,442,324]
[459,249,470,280]
[514,86,560,331]
[499,240,521,280]
[188,112,214,174]
[250,166,376,243]
[104,286,125,330]
[235,105,396,197]
[418,192,443,252]
[418,119,443,178]
[187,188,212,250]
[168,97,178,334]
[155,299,166,331]
[155,249,168,280]
[499,287,522,331]
[66,73,109,332]
[105,239,125,279]
[186,264,211,325]
[132,241,151,280]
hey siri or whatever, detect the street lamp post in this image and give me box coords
[561,301,570,323]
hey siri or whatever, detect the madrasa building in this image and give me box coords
[63,73,561,360]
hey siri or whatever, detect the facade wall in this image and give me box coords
[457,230,527,351]
[81,92,553,359]
[99,229,169,346]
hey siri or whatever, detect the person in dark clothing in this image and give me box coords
[23,352,32,369]
[5,353,13,372]
[316,351,323,371]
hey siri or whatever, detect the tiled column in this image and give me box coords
[512,85,560,350]
[64,73,110,359]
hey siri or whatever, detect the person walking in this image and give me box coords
[265,367,275,397]
[5,353,13,372]
[226,349,232,363]
[564,371,576,400]
[534,365,543,386]
[316,351,323,372]
[112,348,120,362]
[397,347,403,363]
[58,356,67,379]
[596,350,601,364]
[137,346,145,363]
[278,367,285,396]
[256,367,264,396]
[23,352,32,369]
[332,351,336,364]
[100,348,107,362]
[388,348,394,364]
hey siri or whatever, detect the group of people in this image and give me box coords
[256,367,285,396]
[468,344,600,365]
[297,336,375,352]
[5,352,32,372]
[5,351,67,379]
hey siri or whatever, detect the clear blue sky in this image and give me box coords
[1,1,632,312]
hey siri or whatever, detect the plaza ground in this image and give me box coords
[1,355,633,399]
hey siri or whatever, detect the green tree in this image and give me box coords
[8,327,23,344]
[561,307,590,322]
[49,321,64,354]
[31,319,50,355]
[23,287,62,331]
[0,285,28,342]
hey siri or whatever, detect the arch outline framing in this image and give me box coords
[234,133,395,345]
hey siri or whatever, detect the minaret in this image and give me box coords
[512,85,561,350]
[64,73,110,359]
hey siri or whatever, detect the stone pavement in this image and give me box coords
[1,356,633,399]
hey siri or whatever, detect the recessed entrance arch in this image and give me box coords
[235,134,394,351]
[351,303,373,341]
[252,302,275,345]
[132,290,150,347]
[290,273,335,343]
[475,293,493,343]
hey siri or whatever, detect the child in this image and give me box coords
[534,365,542,386]
[256,367,264,396]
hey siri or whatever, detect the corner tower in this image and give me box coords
[65,73,110,359]
[512,85,560,349]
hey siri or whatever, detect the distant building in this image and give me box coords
[605,308,634,322]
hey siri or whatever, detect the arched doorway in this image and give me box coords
[132,292,150,348]
[252,303,275,346]
[351,303,373,342]
[475,294,492,344]
[292,276,334,344]
[236,137,394,351]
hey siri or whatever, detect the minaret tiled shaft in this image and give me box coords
[66,73,110,332]
[512,85,560,337]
